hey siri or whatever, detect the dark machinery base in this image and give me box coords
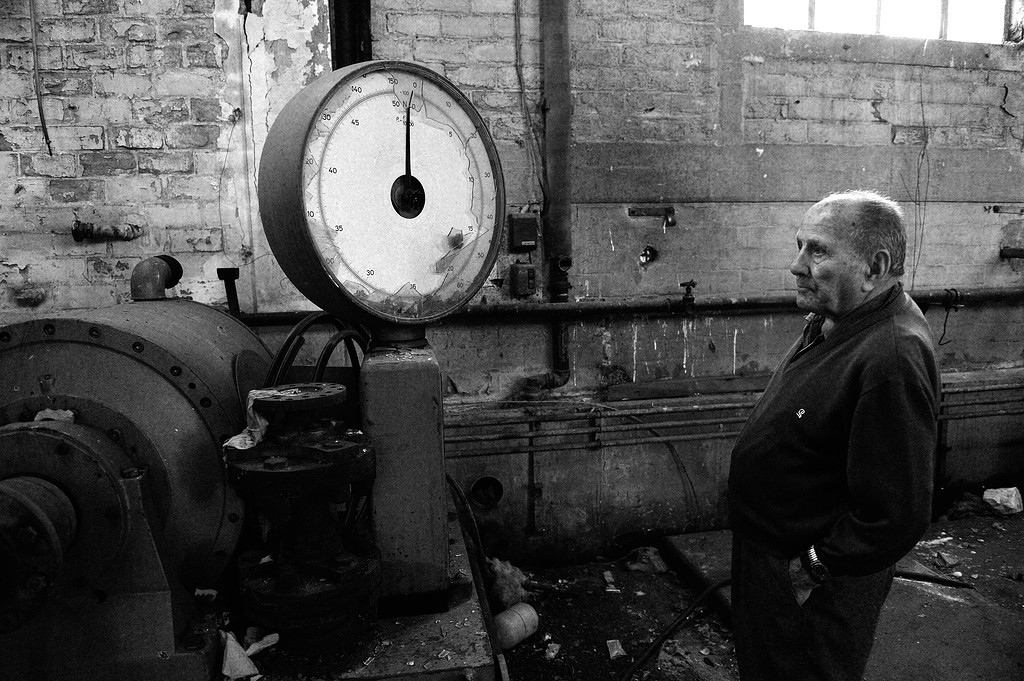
[251,513,502,681]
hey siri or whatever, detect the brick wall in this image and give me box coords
[0,0,243,310]
[571,0,718,144]
[560,18,1024,394]
[2,0,1023,393]
[370,0,543,205]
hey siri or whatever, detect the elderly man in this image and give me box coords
[727,190,940,681]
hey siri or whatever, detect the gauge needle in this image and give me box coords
[390,91,425,219]
[404,99,412,179]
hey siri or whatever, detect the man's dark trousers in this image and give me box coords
[731,534,895,681]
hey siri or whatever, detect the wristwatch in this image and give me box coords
[802,545,832,583]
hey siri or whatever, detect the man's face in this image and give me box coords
[789,200,870,319]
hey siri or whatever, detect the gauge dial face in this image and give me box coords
[299,64,502,323]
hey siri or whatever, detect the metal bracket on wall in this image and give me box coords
[628,205,676,227]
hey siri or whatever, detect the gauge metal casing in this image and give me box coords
[258,60,506,326]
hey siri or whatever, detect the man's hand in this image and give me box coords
[788,556,819,605]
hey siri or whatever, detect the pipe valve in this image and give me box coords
[680,279,697,316]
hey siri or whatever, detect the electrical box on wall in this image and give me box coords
[508,214,539,253]
[509,262,536,297]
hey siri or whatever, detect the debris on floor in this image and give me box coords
[506,491,1024,681]
[982,486,1023,515]
[607,639,627,660]
[488,557,533,610]
[503,548,738,681]
[494,602,539,650]
[625,546,670,574]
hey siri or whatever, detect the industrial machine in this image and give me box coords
[257,59,505,613]
[0,59,506,680]
[0,255,273,679]
[224,316,381,634]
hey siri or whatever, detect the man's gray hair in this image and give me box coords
[825,190,907,277]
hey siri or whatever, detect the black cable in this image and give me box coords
[263,311,332,387]
[267,335,305,387]
[618,566,975,681]
[894,568,974,590]
[263,311,370,387]
[600,406,703,529]
[446,473,489,582]
[619,576,732,681]
[28,0,52,155]
[313,329,366,381]
[937,288,961,346]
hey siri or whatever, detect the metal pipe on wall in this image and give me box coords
[539,0,573,388]
[452,285,1024,320]
[232,285,1024,327]
[443,392,1024,456]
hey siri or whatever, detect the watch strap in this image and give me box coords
[802,545,831,584]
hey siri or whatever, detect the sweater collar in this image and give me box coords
[791,283,905,362]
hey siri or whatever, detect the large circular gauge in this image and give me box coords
[258,60,506,326]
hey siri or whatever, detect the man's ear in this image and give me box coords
[863,250,892,291]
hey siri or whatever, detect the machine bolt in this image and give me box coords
[132,342,144,353]
[88,327,100,338]
[107,428,122,442]
[43,324,55,335]
[170,365,182,376]
[0,332,10,343]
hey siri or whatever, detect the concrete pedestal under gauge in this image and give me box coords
[0,259,273,681]
[360,346,449,608]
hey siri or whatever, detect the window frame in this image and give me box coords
[755,0,1018,42]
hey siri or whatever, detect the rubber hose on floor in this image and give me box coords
[619,568,975,681]
[618,576,732,681]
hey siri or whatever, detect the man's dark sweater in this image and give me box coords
[728,284,940,576]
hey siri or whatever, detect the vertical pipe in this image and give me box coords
[329,0,372,69]
[526,420,538,535]
[218,268,241,318]
[541,0,573,384]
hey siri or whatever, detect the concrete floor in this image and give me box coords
[665,509,1024,681]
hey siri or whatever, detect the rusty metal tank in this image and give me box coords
[0,257,273,679]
